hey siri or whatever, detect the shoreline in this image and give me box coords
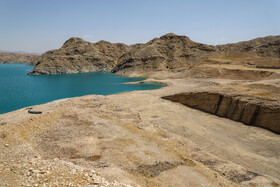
[0,66,164,115]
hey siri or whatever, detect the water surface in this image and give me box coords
[0,63,163,114]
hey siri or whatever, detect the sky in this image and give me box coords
[0,0,279,53]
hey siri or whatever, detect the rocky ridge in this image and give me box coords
[112,33,216,74]
[217,35,280,58]
[28,37,130,75]
[28,34,280,75]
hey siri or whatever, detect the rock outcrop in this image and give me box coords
[28,37,130,75]
[112,33,216,74]
[28,33,217,75]
[28,34,280,75]
[162,92,280,134]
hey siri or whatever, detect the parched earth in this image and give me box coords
[0,52,38,64]
[1,67,280,186]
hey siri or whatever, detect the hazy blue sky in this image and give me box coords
[0,0,279,53]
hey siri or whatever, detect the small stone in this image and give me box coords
[4,144,9,147]
[39,171,47,174]
[34,169,41,173]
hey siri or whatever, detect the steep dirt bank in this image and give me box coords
[162,92,280,134]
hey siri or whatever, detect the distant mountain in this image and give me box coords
[0,51,39,64]
[27,34,280,75]
[218,35,280,58]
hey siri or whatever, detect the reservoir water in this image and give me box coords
[0,63,163,114]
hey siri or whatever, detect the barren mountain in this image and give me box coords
[112,33,216,74]
[28,33,217,75]
[28,37,130,75]
[28,34,280,75]
[218,35,280,58]
[0,52,38,64]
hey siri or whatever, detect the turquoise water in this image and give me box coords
[0,63,163,114]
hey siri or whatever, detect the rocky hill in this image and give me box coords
[28,37,130,75]
[218,35,280,58]
[27,34,280,75]
[112,33,216,74]
[0,52,38,64]
[28,33,217,75]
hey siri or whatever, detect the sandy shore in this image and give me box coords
[0,74,279,186]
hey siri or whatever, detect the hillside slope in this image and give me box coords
[28,37,130,75]
[218,35,280,58]
[27,34,280,75]
[112,33,216,74]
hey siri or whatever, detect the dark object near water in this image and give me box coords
[28,110,42,114]
[139,81,144,83]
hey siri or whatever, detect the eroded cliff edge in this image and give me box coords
[162,92,280,134]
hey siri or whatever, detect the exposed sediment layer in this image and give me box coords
[162,92,280,134]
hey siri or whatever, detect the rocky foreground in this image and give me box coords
[1,34,280,186]
[1,69,280,186]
